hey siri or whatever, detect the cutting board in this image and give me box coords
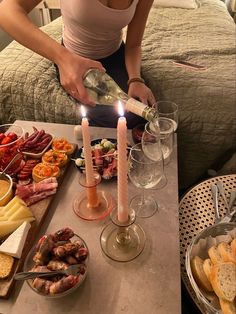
[0,158,75,299]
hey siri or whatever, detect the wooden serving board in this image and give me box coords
[0,153,76,299]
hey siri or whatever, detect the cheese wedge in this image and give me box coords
[0,217,35,238]
[0,221,31,258]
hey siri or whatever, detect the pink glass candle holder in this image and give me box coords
[100,208,146,262]
[73,172,114,221]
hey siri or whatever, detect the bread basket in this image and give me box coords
[186,222,236,314]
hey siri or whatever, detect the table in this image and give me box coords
[0,120,181,314]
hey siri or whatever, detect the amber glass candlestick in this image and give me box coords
[100,208,146,262]
[73,172,114,221]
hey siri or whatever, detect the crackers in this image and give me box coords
[0,252,14,279]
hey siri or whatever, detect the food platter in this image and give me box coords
[0,126,77,299]
[75,138,118,180]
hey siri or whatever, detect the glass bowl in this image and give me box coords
[185,222,236,314]
[23,233,89,298]
[0,124,24,173]
[0,173,13,206]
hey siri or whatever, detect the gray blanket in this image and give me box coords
[0,0,235,189]
[142,0,236,188]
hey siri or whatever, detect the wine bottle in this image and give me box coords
[83,69,159,123]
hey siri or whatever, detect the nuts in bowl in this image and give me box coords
[23,227,89,298]
[186,222,236,314]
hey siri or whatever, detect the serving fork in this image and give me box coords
[14,264,84,281]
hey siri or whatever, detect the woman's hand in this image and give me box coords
[57,49,105,106]
[128,82,156,106]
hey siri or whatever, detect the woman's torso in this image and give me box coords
[60,0,139,59]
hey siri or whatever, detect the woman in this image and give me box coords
[0,0,155,128]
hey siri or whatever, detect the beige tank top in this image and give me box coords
[60,0,139,59]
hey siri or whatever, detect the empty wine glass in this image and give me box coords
[128,143,164,218]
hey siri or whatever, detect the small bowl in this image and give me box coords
[131,123,145,144]
[186,222,236,314]
[22,136,53,159]
[75,138,118,180]
[0,173,13,206]
[0,124,24,173]
[23,233,89,298]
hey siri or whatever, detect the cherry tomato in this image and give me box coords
[1,136,12,145]
[0,133,6,143]
[7,132,18,141]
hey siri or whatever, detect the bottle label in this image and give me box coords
[125,98,145,117]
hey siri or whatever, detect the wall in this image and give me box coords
[0,6,60,51]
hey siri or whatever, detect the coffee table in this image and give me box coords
[0,120,181,314]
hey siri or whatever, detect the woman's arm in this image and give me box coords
[0,0,104,105]
[125,0,155,105]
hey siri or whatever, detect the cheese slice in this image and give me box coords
[0,221,31,258]
[0,217,35,238]
[0,215,8,222]
[7,205,33,221]
[2,196,26,214]
[3,203,21,218]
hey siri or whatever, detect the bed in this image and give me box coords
[0,0,235,190]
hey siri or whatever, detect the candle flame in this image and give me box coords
[81,105,86,118]
[118,101,124,117]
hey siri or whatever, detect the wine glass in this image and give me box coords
[154,101,178,132]
[142,119,174,164]
[128,143,164,218]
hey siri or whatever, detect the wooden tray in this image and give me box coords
[0,153,76,299]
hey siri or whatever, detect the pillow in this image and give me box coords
[153,0,198,9]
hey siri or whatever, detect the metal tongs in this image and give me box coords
[210,182,236,224]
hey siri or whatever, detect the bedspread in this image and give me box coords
[0,19,77,125]
[142,0,236,188]
[0,0,235,189]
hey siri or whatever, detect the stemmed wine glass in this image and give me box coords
[142,119,174,165]
[128,143,164,218]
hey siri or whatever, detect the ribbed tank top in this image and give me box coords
[60,0,139,59]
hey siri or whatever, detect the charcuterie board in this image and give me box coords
[0,134,77,299]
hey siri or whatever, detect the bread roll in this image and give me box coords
[208,245,223,264]
[230,239,236,257]
[219,298,236,314]
[191,256,213,292]
[203,258,213,282]
[210,262,236,302]
[218,242,236,264]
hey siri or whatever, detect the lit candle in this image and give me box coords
[81,106,98,207]
[117,101,129,223]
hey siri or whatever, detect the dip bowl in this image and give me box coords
[0,172,13,206]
